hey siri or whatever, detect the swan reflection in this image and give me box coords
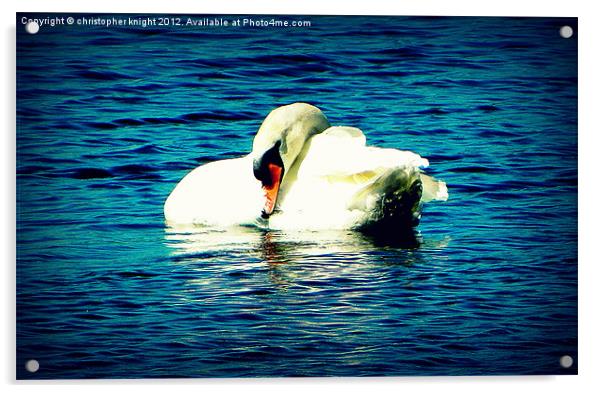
[165,224,449,271]
[163,226,452,306]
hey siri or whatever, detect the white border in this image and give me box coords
[4,1,600,392]
[7,0,583,16]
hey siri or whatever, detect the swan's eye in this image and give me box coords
[253,141,283,186]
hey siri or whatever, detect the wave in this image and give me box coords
[74,70,135,81]
[82,109,261,131]
[70,167,114,179]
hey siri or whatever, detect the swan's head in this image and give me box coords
[251,103,330,217]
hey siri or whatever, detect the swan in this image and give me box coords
[164,103,448,231]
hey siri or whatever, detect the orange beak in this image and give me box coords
[262,163,283,217]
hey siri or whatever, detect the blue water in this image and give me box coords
[16,14,577,379]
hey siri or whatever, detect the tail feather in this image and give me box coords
[350,166,423,231]
[420,173,448,202]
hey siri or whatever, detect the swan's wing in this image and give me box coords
[295,125,447,204]
[321,126,366,145]
[296,126,429,182]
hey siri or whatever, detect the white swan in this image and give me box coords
[164,103,448,231]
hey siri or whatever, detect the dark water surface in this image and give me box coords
[16,14,577,378]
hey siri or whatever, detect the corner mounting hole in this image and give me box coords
[25,359,39,373]
[559,355,573,368]
[559,25,573,38]
[25,21,40,35]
